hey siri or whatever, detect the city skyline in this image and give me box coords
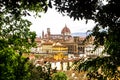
[27,8,96,36]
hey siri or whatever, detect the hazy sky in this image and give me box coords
[27,8,96,36]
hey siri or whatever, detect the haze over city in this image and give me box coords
[27,8,96,36]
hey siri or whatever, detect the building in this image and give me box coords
[42,24,72,41]
[41,40,53,53]
[31,24,104,57]
[52,42,68,54]
[83,36,105,57]
[31,37,41,53]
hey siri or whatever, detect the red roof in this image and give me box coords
[35,37,41,42]
[61,25,71,35]
[42,42,53,45]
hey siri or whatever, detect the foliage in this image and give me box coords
[30,66,50,80]
[1,0,120,79]
[29,62,68,80]
[29,62,57,80]
[0,48,30,80]
[0,0,52,17]
[0,0,52,79]
[52,0,120,79]
[52,72,68,80]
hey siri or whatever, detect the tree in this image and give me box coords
[0,0,52,79]
[29,61,57,80]
[52,72,68,80]
[30,65,52,80]
[52,0,120,79]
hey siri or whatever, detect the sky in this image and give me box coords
[27,8,96,36]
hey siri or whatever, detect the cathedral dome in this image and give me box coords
[61,25,71,35]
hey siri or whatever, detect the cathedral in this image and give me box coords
[41,24,72,42]
[31,24,84,54]
[31,24,104,57]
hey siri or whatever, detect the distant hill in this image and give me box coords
[37,32,90,37]
[71,32,87,37]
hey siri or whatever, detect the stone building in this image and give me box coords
[31,24,104,56]
[42,24,72,42]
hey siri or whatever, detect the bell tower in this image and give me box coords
[42,30,44,39]
[47,28,51,39]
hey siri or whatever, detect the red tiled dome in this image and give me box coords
[61,25,71,35]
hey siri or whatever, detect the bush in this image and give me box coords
[52,72,68,80]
